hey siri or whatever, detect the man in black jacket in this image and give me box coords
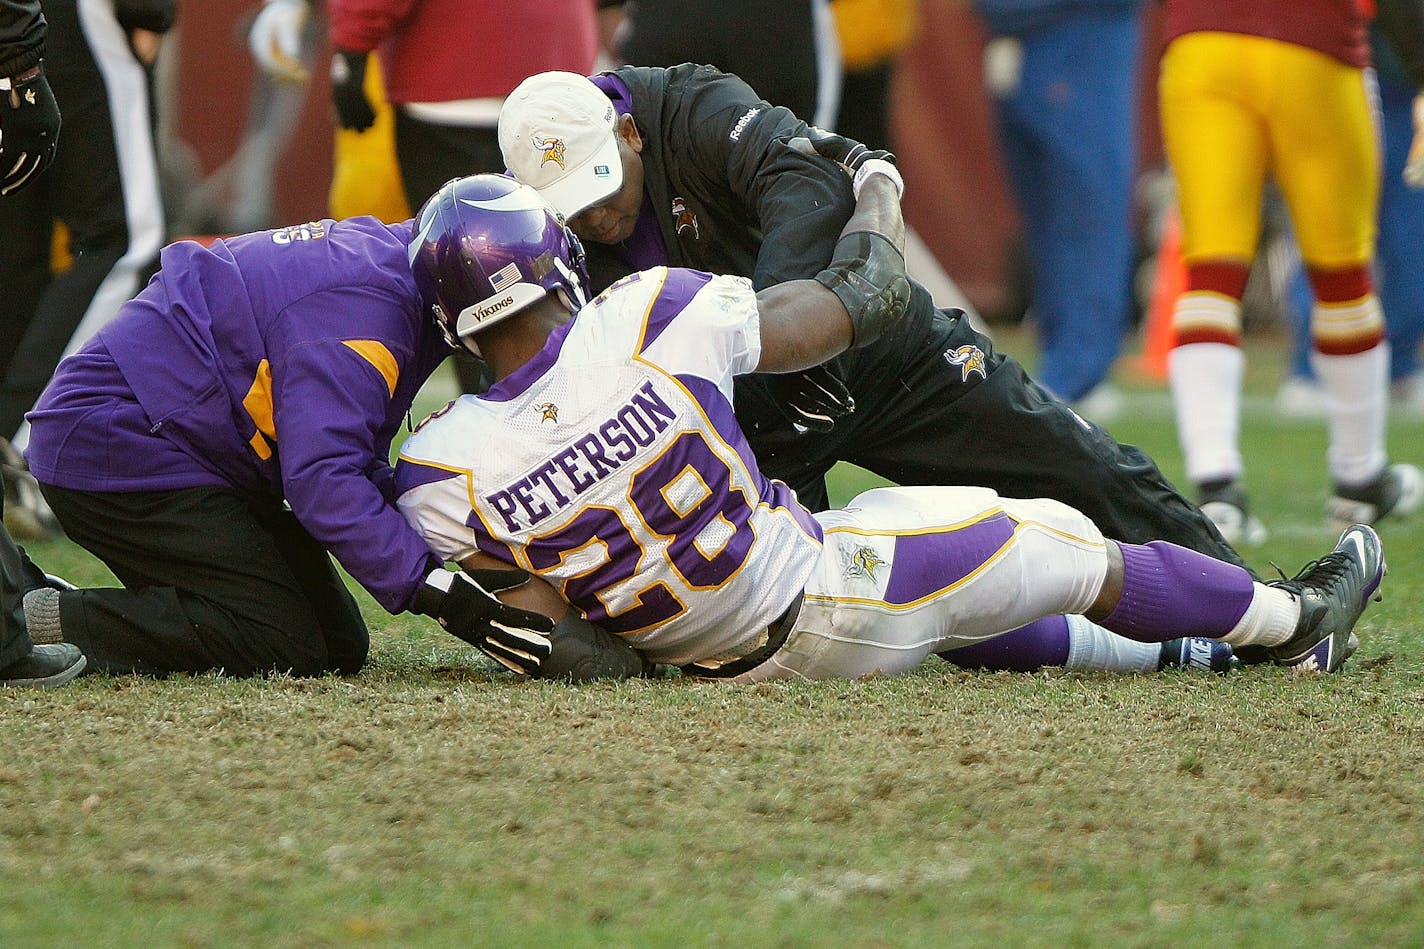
[0,0,175,480]
[0,0,86,687]
[498,66,1248,570]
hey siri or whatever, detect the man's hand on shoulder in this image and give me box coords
[785,127,904,200]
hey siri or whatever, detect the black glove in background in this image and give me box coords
[0,63,59,197]
[330,48,375,132]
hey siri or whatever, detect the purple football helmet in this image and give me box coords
[408,174,588,351]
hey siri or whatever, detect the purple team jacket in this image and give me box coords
[25,217,452,613]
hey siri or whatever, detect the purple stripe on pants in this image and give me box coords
[938,615,1071,671]
[882,511,1018,606]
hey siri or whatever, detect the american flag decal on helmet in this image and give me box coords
[490,262,522,292]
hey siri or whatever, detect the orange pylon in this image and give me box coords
[1131,207,1184,382]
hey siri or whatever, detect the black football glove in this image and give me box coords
[329,48,375,132]
[413,568,554,675]
[784,127,903,199]
[0,62,60,197]
[540,609,654,682]
[765,364,855,433]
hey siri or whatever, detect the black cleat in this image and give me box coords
[1327,463,1423,531]
[1266,525,1384,674]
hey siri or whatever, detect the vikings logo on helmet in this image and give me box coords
[531,135,567,170]
[671,197,699,239]
[535,402,559,424]
[943,345,987,382]
[844,545,888,582]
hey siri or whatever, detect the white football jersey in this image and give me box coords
[396,268,823,665]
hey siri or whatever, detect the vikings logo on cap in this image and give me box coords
[943,344,987,382]
[531,135,567,170]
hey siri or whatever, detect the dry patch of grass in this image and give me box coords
[6,643,1424,946]
[5,337,1424,945]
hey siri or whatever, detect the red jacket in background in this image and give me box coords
[327,0,598,104]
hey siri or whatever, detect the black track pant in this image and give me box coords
[39,485,369,677]
[738,301,1249,572]
[0,494,49,669]
[392,113,504,394]
[618,0,823,121]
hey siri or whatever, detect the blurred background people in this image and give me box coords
[247,0,410,225]
[830,0,915,148]
[1278,20,1424,420]
[0,0,174,539]
[326,0,598,213]
[602,0,842,128]
[1159,0,1424,545]
[975,0,1147,419]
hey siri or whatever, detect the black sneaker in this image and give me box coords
[1198,479,1267,546]
[1266,525,1384,674]
[1328,463,1423,531]
[0,643,86,688]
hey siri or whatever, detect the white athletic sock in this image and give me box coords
[1062,614,1161,672]
[1312,338,1389,487]
[1217,583,1300,647]
[1169,339,1244,485]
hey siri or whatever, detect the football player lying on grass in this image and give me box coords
[392,172,1382,683]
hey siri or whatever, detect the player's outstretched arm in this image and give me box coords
[448,552,652,682]
[753,172,910,372]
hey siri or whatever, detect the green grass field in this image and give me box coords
[5,328,1424,947]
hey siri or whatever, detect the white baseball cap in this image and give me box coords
[499,71,625,219]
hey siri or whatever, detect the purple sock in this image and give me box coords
[1101,541,1255,643]
[938,616,1071,671]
